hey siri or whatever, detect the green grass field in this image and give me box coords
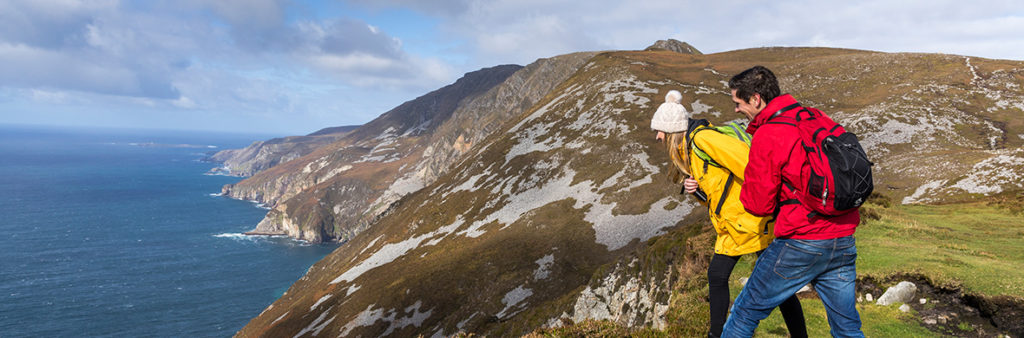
[731,197,1024,337]
[532,196,1024,337]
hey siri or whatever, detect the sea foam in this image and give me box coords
[214,233,258,241]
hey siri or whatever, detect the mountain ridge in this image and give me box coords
[220,53,598,243]
[206,125,360,177]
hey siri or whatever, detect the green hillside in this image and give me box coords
[237,46,1024,337]
[534,195,1024,337]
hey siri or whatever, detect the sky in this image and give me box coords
[1,0,1022,136]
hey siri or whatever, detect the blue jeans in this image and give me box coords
[722,236,863,338]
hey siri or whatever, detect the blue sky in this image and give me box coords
[1,0,1022,135]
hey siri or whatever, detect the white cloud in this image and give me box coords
[364,0,1024,67]
[0,0,456,133]
[0,0,118,48]
[3,0,1023,134]
[294,18,454,88]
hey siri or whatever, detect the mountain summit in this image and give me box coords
[645,39,702,54]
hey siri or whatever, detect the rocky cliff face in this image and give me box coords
[223,53,597,243]
[236,46,1024,337]
[207,126,359,177]
[406,52,598,188]
[221,64,523,242]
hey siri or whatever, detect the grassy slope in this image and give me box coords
[530,48,1024,337]
[535,196,1024,337]
[736,196,1024,337]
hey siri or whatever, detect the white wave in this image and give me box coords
[213,233,258,240]
[213,232,316,247]
[242,199,272,210]
[208,192,225,197]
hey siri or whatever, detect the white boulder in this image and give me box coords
[876,281,917,306]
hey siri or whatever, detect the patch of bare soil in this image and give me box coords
[854,273,1023,337]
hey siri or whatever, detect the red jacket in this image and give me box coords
[740,94,859,239]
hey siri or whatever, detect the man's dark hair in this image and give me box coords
[728,66,780,104]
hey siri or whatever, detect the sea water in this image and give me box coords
[0,125,339,337]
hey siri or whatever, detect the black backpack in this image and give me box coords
[767,103,874,216]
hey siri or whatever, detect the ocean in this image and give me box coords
[0,125,340,337]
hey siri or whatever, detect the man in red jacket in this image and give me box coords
[721,66,864,338]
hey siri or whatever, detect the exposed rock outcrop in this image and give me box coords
[645,39,702,55]
[568,259,673,330]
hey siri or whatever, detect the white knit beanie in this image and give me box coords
[650,90,688,133]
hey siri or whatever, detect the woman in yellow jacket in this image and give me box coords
[652,90,805,338]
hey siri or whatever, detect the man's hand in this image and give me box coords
[683,177,698,194]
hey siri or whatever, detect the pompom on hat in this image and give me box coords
[650,90,688,133]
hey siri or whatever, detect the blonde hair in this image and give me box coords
[663,131,690,184]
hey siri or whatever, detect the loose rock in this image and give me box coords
[899,304,911,313]
[919,298,927,304]
[877,281,917,306]
[866,293,874,302]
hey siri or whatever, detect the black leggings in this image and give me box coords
[708,253,807,338]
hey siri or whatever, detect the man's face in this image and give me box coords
[731,89,762,120]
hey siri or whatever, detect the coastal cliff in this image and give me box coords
[221,52,599,243]
[206,126,359,177]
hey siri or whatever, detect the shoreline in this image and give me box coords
[243,231,286,237]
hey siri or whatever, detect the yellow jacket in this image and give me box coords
[683,126,775,256]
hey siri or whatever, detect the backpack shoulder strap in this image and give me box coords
[684,119,710,144]
[684,118,711,157]
[714,173,735,216]
[766,102,802,127]
[688,127,721,168]
[769,102,802,120]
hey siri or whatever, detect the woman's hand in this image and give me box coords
[683,177,698,194]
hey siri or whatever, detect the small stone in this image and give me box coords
[919,298,927,304]
[866,293,874,302]
[857,295,864,303]
[924,317,937,325]
[937,315,948,324]
[899,304,911,313]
